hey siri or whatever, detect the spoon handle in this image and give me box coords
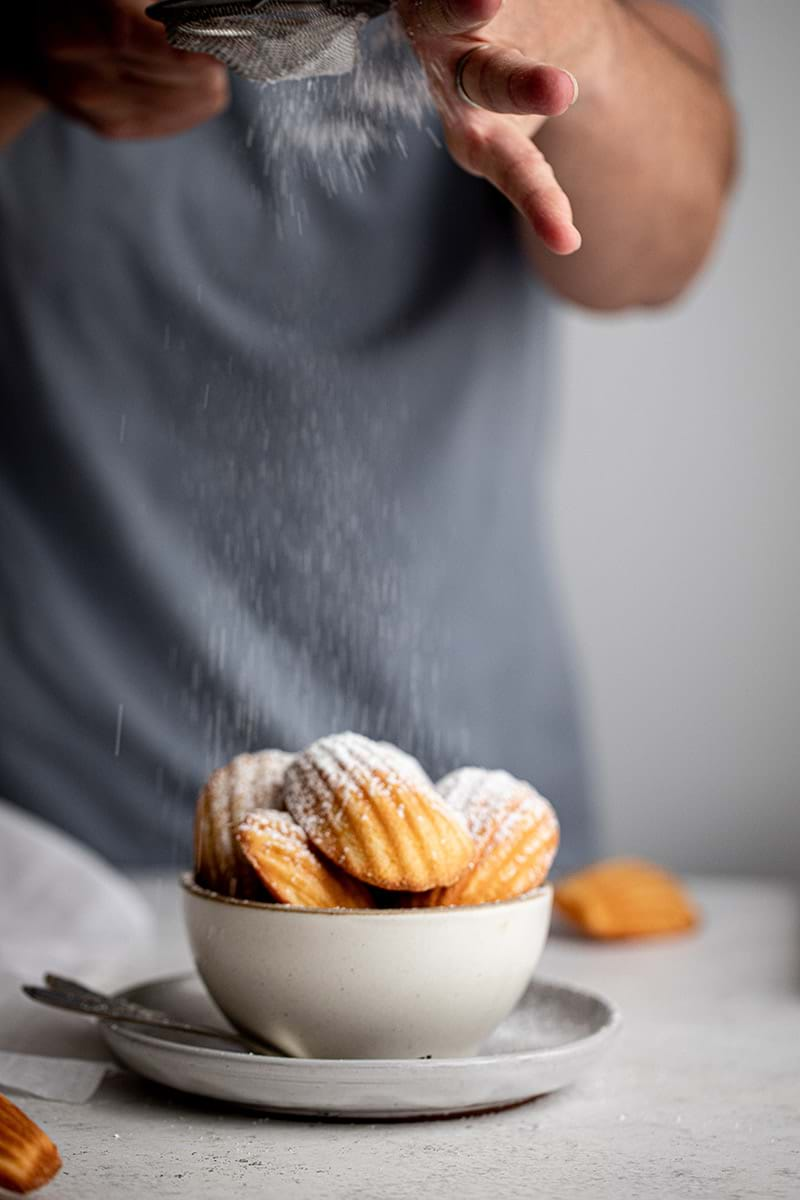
[22,982,280,1055]
[45,975,208,1030]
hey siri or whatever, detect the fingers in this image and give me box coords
[457,46,579,116]
[404,0,502,38]
[34,0,230,139]
[446,116,581,254]
[404,0,582,255]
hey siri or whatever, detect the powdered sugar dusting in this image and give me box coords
[438,767,528,814]
[236,806,372,908]
[237,807,325,887]
[437,766,556,849]
[239,807,308,850]
[377,741,434,790]
[286,732,464,839]
[427,766,560,902]
[195,748,294,897]
[283,731,473,890]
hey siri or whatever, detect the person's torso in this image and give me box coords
[0,31,592,867]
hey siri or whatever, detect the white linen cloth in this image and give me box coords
[0,799,154,1100]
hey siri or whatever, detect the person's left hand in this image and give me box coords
[400,0,606,255]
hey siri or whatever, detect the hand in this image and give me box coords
[17,0,229,139]
[401,0,609,254]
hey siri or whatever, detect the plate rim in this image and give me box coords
[105,972,622,1071]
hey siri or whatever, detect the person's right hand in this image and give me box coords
[19,0,230,139]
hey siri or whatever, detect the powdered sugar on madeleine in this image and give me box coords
[283,732,474,891]
[194,749,294,899]
[236,809,373,909]
[413,767,559,906]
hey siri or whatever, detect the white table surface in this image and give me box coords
[4,876,799,1199]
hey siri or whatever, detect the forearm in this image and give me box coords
[525,1,737,309]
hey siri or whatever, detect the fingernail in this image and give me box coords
[566,70,580,106]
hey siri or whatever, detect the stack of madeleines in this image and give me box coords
[194,731,560,908]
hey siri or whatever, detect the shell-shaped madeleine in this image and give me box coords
[0,1094,62,1195]
[283,733,474,890]
[554,859,698,939]
[194,749,294,899]
[236,810,374,909]
[412,767,559,907]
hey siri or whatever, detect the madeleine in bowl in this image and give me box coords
[185,732,559,1058]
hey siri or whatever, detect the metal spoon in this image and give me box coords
[22,974,284,1056]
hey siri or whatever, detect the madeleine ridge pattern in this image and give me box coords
[0,1094,62,1195]
[283,733,475,890]
[194,749,294,898]
[412,767,560,907]
[236,809,374,909]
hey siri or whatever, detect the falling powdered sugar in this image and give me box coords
[248,12,434,185]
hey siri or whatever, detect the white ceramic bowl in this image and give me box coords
[181,874,553,1059]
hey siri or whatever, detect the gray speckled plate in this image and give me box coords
[103,974,620,1119]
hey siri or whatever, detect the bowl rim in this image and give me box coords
[180,871,552,917]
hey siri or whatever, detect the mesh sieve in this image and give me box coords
[146,0,392,84]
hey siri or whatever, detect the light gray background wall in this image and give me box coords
[550,0,799,876]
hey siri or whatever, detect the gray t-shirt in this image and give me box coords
[0,3,718,869]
